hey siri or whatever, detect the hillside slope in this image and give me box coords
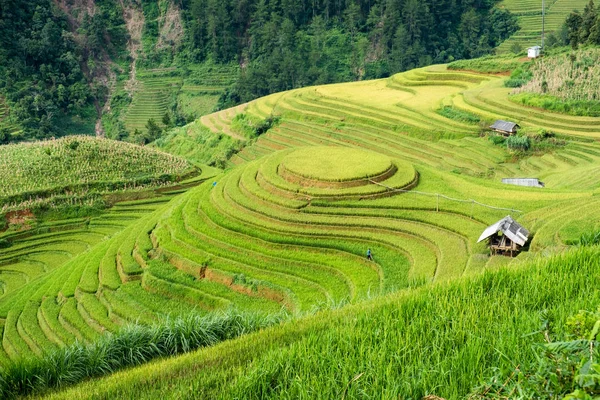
[3,59,600,397]
[0,136,195,210]
[40,246,600,399]
[498,0,589,52]
[0,0,518,141]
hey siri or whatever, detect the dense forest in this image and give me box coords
[186,0,519,107]
[0,0,518,141]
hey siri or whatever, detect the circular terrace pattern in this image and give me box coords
[281,146,393,183]
[261,148,417,200]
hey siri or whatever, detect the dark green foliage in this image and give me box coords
[68,140,80,151]
[473,308,600,399]
[436,106,480,124]
[255,115,280,136]
[563,1,600,49]
[162,112,173,129]
[505,64,533,88]
[0,127,9,144]
[0,0,128,141]
[231,114,280,139]
[488,134,506,145]
[0,310,287,399]
[195,0,518,105]
[130,119,163,145]
[567,12,585,49]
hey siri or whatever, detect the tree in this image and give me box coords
[580,0,597,43]
[389,24,412,72]
[459,9,481,58]
[566,12,584,49]
[589,16,600,44]
[0,128,10,145]
[162,112,173,128]
[145,119,163,143]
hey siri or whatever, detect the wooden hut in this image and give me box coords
[490,120,520,136]
[477,216,529,257]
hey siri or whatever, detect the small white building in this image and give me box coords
[528,46,541,59]
[502,178,545,188]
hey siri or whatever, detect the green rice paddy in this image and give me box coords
[3,56,600,398]
[498,0,589,52]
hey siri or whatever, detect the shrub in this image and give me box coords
[232,114,281,138]
[436,106,480,124]
[505,64,533,88]
[488,134,506,145]
[506,135,530,151]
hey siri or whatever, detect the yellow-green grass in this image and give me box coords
[38,246,600,400]
[281,146,393,182]
[7,59,600,396]
[0,136,194,202]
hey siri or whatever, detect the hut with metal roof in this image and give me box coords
[490,120,520,136]
[501,178,545,188]
[477,216,530,257]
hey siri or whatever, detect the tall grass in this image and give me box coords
[0,309,286,399]
[42,246,600,399]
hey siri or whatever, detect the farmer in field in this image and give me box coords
[366,248,373,261]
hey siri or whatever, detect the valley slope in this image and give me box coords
[3,59,600,398]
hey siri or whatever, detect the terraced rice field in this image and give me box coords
[124,71,182,133]
[498,0,589,52]
[201,63,600,254]
[0,195,182,364]
[182,63,238,95]
[3,61,600,372]
[124,65,239,134]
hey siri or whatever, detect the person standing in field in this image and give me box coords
[367,248,373,261]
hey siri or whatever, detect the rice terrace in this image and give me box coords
[2,0,600,399]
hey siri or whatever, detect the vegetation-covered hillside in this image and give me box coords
[2,53,600,398]
[0,136,195,212]
[511,48,600,116]
[38,245,600,399]
[0,0,518,141]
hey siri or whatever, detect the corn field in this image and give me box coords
[0,136,193,199]
[514,49,600,101]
